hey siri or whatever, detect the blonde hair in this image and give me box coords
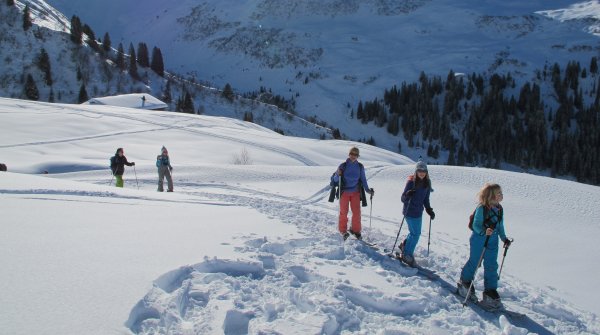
[349,147,360,156]
[477,183,502,208]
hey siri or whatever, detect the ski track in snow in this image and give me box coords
[0,103,319,166]
[120,174,598,335]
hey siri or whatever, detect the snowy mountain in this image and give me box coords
[1,97,599,334]
[44,0,599,117]
[32,0,600,185]
[0,0,335,142]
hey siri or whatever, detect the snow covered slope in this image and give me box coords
[1,97,599,334]
[45,0,599,116]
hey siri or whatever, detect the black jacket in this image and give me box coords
[111,155,133,176]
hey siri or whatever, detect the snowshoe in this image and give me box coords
[400,254,417,268]
[480,289,503,311]
[457,280,478,303]
[343,232,350,241]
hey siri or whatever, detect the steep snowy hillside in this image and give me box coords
[0,1,334,140]
[41,0,600,181]
[1,97,600,335]
[45,0,598,114]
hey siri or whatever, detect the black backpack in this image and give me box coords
[468,205,503,231]
[110,156,117,173]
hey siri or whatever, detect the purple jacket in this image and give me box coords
[331,159,370,193]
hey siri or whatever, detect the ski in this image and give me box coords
[462,296,526,319]
[388,251,438,278]
[357,239,379,250]
[347,236,380,250]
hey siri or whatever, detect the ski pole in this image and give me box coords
[109,170,114,186]
[498,238,514,280]
[426,216,432,257]
[369,191,373,231]
[463,234,491,306]
[338,172,345,238]
[133,165,139,190]
[389,195,413,253]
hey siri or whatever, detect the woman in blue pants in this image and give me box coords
[399,160,435,267]
[458,183,512,309]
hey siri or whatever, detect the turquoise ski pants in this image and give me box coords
[460,232,500,290]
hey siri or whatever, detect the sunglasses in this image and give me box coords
[349,152,359,157]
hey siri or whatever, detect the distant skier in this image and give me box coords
[457,183,511,310]
[110,148,135,188]
[398,160,435,267]
[330,147,374,240]
[156,146,173,192]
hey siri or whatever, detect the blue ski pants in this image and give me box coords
[460,232,500,290]
[403,216,422,257]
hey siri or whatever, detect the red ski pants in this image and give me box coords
[339,191,361,234]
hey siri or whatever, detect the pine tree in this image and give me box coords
[82,24,99,51]
[222,83,234,102]
[37,48,52,86]
[150,46,164,76]
[116,43,125,71]
[48,88,55,102]
[70,15,83,44]
[102,32,111,53]
[162,80,172,104]
[591,56,598,75]
[182,92,194,113]
[24,74,39,100]
[22,4,32,31]
[78,83,88,103]
[128,43,138,79]
[137,42,149,67]
[357,101,365,122]
[7,0,16,6]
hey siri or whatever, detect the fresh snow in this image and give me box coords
[1,98,599,334]
[537,1,600,36]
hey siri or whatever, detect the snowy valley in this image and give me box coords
[1,98,599,334]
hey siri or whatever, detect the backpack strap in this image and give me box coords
[482,205,503,229]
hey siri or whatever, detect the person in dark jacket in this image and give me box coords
[156,146,173,192]
[110,148,135,188]
[331,147,374,240]
[398,160,435,267]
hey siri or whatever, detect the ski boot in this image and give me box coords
[350,230,362,240]
[400,253,417,268]
[457,280,478,303]
[480,289,503,310]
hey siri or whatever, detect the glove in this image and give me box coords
[503,239,512,248]
[169,166,173,171]
[405,189,415,197]
[369,188,375,196]
[425,207,435,220]
[131,162,135,166]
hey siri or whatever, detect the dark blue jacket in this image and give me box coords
[401,176,431,218]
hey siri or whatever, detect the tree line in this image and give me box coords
[8,0,167,103]
[354,58,600,185]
